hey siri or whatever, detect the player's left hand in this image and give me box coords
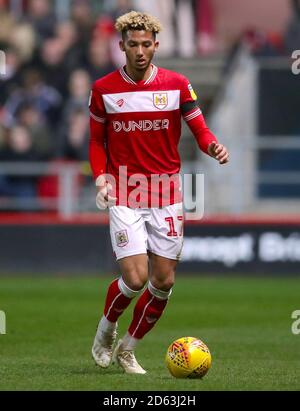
[208,142,229,164]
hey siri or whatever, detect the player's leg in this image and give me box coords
[111,253,151,374]
[128,253,177,340]
[143,203,183,341]
[113,253,177,374]
[92,255,147,367]
[113,204,183,374]
[92,206,148,368]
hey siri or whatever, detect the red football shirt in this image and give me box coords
[89,64,215,207]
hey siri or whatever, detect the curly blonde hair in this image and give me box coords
[115,11,162,36]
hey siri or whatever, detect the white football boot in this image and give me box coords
[92,328,117,368]
[112,339,146,374]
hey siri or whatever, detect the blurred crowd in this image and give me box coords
[0,0,221,201]
[0,0,226,163]
[0,0,299,203]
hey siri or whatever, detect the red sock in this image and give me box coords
[103,279,133,322]
[128,288,168,339]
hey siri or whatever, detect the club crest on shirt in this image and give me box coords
[153,93,168,110]
[115,230,129,247]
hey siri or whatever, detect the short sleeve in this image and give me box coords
[89,86,107,124]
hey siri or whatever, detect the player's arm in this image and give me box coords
[183,109,229,164]
[89,88,117,209]
[89,116,107,180]
[180,79,229,164]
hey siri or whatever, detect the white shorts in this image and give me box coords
[109,203,184,261]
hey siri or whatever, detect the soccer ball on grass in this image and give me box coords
[165,336,211,378]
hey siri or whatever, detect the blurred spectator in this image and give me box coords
[4,68,62,128]
[284,0,300,54]
[24,0,56,43]
[55,20,83,71]
[15,101,53,159]
[63,69,91,120]
[224,27,284,75]
[85,38,116,82]
[0,125,38,161]
[103,0,133,20]
[0,0,15,45]
[242,29,283,57]
[177,0,196,57]
[39,37,70,98]
[9,22,36,63]
[0,125,39,199]
[70,0,94,50]
[0,46,22,105]
[59,108,89,160]
[196,0,216,55]
[56,20,78,50]
[0,123,7,149]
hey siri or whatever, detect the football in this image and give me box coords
[165,337,212,378]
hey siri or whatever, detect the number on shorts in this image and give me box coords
[165,216,183,237]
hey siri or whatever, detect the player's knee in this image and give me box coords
[151,271,175,292]
[128,279,146,292]
[159,278,175,292]
[123,270,147,291]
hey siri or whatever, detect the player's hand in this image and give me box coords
[208,141,229,164]
[95,175,117,209]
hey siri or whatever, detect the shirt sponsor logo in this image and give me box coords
[112,119,170,132]
[153,93,168,109]
[103,90,179,113]
[116,99,124,107]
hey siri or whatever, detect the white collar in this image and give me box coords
[120,64,158,85]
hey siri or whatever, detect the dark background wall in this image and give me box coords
[1,221,300,274]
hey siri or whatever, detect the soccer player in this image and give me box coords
[89,11,229,374]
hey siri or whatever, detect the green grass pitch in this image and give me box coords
[0,275,300,391]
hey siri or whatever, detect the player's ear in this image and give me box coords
[154,41,159,52]
[119,40,125,52]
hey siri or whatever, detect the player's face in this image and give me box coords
[120,30,159,72]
